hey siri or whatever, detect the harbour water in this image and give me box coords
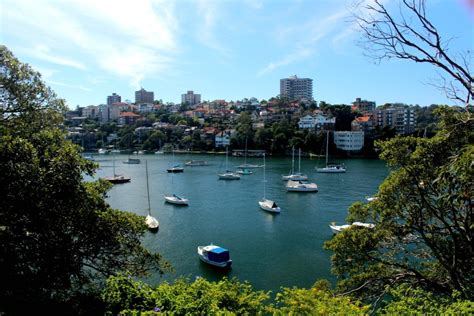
[94,153,388,293]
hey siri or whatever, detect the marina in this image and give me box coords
[93,153,387,293]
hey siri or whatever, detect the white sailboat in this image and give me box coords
[258,153,281,213]
[237,137,261,169]
[144,160,159,231]
[282,147,308,181]
[218,147,241,180]
[286,180,318,192]
[316,131,346,173]
[329,222,375,234]
[164,164,189,206]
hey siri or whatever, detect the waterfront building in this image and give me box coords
[333,131,364,151]
[181,90,201,106]
[135,88,154,104]
[215,131,231,148]
[298,114,335,130]
[280,75,313,101]
[373,106,416,134]
[107,93,121,105]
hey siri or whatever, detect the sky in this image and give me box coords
[1,0,473,108]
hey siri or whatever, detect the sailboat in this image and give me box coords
[282,147,308,181]
[164,163,189,206]
[167,148,184,173]
[104,150,131,184]
[237,137,261,169]
[316,131,346,173]
[144,160,159,231]
[218,147,241,180]
[258,153,281,213]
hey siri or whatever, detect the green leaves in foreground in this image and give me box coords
[102,275,369,315]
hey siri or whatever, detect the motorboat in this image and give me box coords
[329,222,375,234]
[316,131,346,173]
[164,194,189,206]
[98,148,108,154]
[155,151,164,154]
[185,160,208,166]
[104,174,131,184]
[236,168,253,175]
[282,147,308,181]
[123,158,141,164]
[167,165,184,173]
[366,196,378,202]
[286,180,318,192]
[259,198,281,213]
[197,244,232,268]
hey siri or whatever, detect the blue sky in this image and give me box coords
[1,0,473,108]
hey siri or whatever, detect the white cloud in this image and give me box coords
[195,0,231,56]
[2,0,179,87]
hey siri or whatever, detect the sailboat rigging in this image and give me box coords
[258,153,280,213]
[282,147,308,181]
[164,161,189,205]
[218,147,240,180]
[104,149,131,184]
[144,160,159,231]
[316,131,346,173]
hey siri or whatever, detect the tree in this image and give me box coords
[354,0,473,104]
[0,46,168,314]
[325,107,473,303]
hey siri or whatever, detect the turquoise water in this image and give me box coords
[94,153,388,293]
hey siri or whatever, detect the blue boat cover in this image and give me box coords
[208,247,230,262]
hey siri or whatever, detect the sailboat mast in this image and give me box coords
[291,146,295,174]
[112,150,116,176]
[326,131,329,167]
[263,153,266,199]
[244,137,248,165]
[298,148,301,173]
[146,160,151,215]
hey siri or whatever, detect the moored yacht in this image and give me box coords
[197,244,232,268]
[286,180,318,192]
[329,222,375,234]
[164,194,189,205]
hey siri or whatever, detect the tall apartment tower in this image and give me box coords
[280,75,313,101]
[135,88,154,103]
[181,90,201,106]
[107,93,121,105]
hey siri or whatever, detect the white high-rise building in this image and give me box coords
[280,75,313,101]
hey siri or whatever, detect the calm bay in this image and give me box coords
[94,153,388,293]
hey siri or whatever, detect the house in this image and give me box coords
[298,114,336,130]
[351,116,373,132]
[118,112,142,125]
[215,131,231,148]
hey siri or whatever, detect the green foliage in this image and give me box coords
[0,45,66,135]
[102,274,270,315]
[378,285,474,315]
[325,107,473,301]
[0,46,168,314]
[272,281,369,315]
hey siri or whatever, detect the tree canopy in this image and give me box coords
[0,45,168,314]
[325,107,473,304]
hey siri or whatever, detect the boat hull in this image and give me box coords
[218,173,241,180]
[282,174,308,181]
[197,246,232,268]
[104,176,131,184]
[316,167,346,173]
[145,215,159,231]
[259,199,281,213]
[123,159,141,164]
[164,195,189,205]
[167,168,184,173]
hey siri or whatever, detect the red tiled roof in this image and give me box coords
[355,116,370,123]
[120,112,141,117]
